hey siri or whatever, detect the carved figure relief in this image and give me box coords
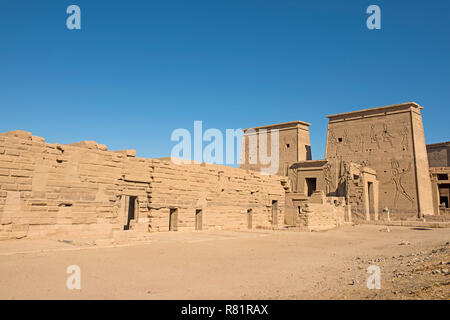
[358,133,365,152]
[337,160,351,204]
[323,163,334,195]
[288,166,298,193]
[401,126,409,151]
[382,123,394,147]
[388,159,414,207]
[370,125,380,149]
[343,129,352,149]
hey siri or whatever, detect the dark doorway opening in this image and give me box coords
[124,196,137,230]
[440,196,449,208]
[305,178,317,196]
[368,182,375,219]
[271,200,278,227]
[195,209,203,230]
[247,209,253,229]
[169,208,178,231]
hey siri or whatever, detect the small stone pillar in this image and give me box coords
[346,204,352,223]
[382,207,390,222]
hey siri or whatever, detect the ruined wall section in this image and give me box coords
[148,160,287,231]
[346,174,365,218]
[0,131,287,239]
[296,200,346,232]
[0,131,152,240]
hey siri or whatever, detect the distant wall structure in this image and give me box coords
[325,102,434,218]
[0,130,286,240]
[429,167,450,215]
[239,121,312,176]
[427,142,450,167]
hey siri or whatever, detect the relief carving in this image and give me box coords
[370,125,380,149]
[337,160,351,204]
[388,159,414,207]
[323,163,334,195]
[358,133,365,152]
[343,129,352,149]
[328,130,337,146]
[382,123,394,147]
[288,166,298,193]
[401,126,409,151]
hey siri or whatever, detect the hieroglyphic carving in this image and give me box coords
[343,129,352,149]
[382,123,394,147]
[328,129,340,156]
[328,129,337,146]
[360,159,369,167]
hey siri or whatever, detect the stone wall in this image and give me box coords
[429,166,450,215]
[427,142,450,167]
[0,131,287,240]
[285,192,347,231]
[0,130,153,240]
[149,160,286,231]
[296,197,347,232]
[325,102,434,218]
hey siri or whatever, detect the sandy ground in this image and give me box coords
[0,224,448,300]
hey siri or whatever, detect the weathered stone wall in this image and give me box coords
[427,142,450,167]
[0,131,287,240]
[0,131,153,240]
[296,198,347,232]
[149,160,287,231]
[285,192,347,231]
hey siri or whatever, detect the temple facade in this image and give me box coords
[0,102,446,240]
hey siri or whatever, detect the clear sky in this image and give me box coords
[1,0,449,161]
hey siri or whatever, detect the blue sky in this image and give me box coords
[1,0,449,161]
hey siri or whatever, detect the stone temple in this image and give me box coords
[0,102,448,240]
